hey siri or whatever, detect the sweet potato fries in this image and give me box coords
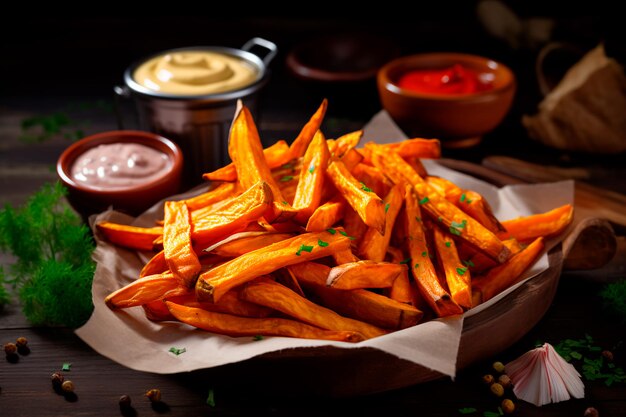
[99,101,573,342]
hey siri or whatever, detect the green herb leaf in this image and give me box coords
[421,251,428,257]
[460,194,466,203]
[360,182,372,192]
[458,407,477,414]
[451,219,467,229]
[253,335,264,341]
[206,388,215,407]
[445,241,451,248]
[318,239,329,247]
[456,267,468,276]
[385,203,390,213]
[414,263,419,269]
[169,347,186,356]
[415,216,422,223]
[339,230,348,237]
[483,412,500,417]
[399,258,410,265]
[282,201,288,205]
[463,259,475,268]
[570,351,583,360]
[281,162,295,170]
[279,175,294,182]
[418,197,429,205]
[327,228,337,235]
[62,363,72,372]
[498,406,503,415]
[308,163,315,174]
[438,216,443,222]
[466,198,473,204]
[295,244,314,256]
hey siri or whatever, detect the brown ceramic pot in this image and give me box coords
[57,130,183,217]
[377,53,516,148]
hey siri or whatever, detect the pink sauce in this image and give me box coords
[71,143,171,189]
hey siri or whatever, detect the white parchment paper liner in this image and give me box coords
[76,111,573,377]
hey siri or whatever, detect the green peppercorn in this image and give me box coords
[490,382,505,397]
[492,361,505,373]
[501,399,515,414]
[4,343,17,355]
[145,388,161,402]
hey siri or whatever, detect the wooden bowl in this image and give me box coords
[377,53,516,148]
[57,130,183,217]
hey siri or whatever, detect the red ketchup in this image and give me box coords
[397,64,494,95]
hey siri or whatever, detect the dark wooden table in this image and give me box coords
[1,13,626,415]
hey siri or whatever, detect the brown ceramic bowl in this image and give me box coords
[377,53,516,148]
[57,130,183,217]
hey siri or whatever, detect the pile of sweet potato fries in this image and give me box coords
[98,100,573,343]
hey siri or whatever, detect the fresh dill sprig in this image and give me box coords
[0,182,95,327]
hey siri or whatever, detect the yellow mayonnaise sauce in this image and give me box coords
[133,50,258,95]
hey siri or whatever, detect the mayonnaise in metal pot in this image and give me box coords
[133,51,259,96]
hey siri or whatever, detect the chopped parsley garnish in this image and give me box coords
[450,219,467,236]
[458,408,477,414]
[399,258,410,265]
[282,200,288,205]
[206,388,216,407]
[327,228,337,235]
[438,216,443,222]
[62,363,72,372]
[463,259,475,268]
[418,196,429,205]
[414,263,419,269]
[459,193,466,203]
[295,244,314,256]
[445,241,451,248]
[169,347,186,356]
[253,335,264,341]
[339,230,348,237]
[456,267,468,276]
[415,216,422,223]
[421,251,428,257]
[308,163,315,174]
[385,203,390,213]
[281,162,295,170]
[466,198,473,204]
[318,239,329,247]
[279,175,293,182]
[360,182,372,192]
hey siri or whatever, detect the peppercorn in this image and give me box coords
[482,374,495,385]
[501,399,515,414]
[601,350,614,362]
[492,361,505,373]
[61,380,75,394]
[4,342,17,355]
[498,374,512,389]
[145,388,161,402]
[119,395,132,408]
[51,372,64,387]
[15,337,27,348]
[490,382,505,397]
[584,407,599,417]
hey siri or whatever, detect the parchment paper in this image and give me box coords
[76,111,573,377]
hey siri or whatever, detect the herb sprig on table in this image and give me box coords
[0,182,95,327]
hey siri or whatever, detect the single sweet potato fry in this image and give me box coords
[352,163,392,201]
[163,200,202,287]
[326,159,386,234]
[384,247,416,305]
[166,301,363,342]
[196,229,351,303]
[473,237,545,304]
[289,262,422,329]
[203,232,294,257]
[140,250,168,278]
[403,185,463,317]
[229,106,297,222]
[327,260,405,290]
[340,148,364,171]
[96,221,163,252]
[498,204,574,242]
[288,99,328,159]
[332,248,359,265]
[329,130,363,157]
[191,181,272,246]
[305,196,345,232]
[360,138,441,164]
[343,206,368,241]
[358,184,404,262]
[105,273,189,309]
[202,140,290,182]
[241,277,386,339]
[459,238,522,274]
[183,182,239,211]
[432,226,472,309]
[169,286,273,318]
[293,130,331,224]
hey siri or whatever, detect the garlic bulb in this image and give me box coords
[505,343,584,406]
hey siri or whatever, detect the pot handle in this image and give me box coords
[113,85,131,129]
[242,37,278,66]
